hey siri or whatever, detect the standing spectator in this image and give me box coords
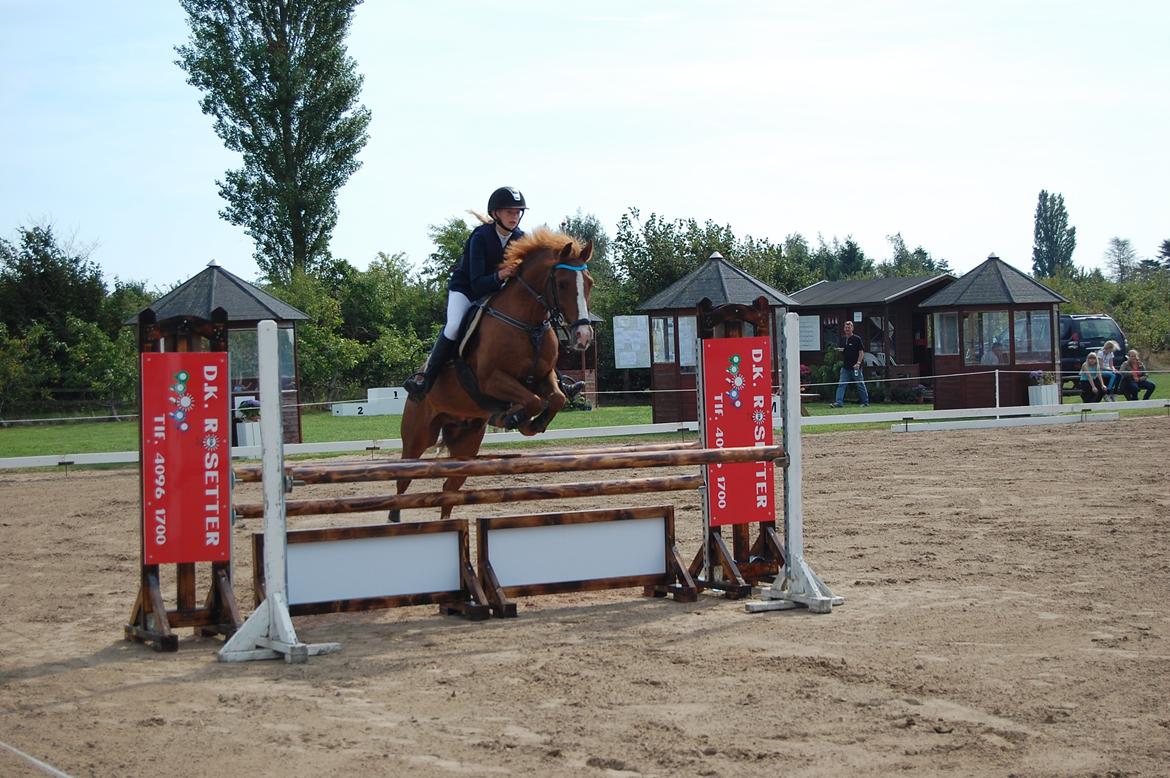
[1098,340,1121,400]
[1118,349,1156,400]
[831,320,869,408]
[1078,352,1108,403]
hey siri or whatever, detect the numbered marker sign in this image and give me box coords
[140,353,231,564]
[702,337,775,526]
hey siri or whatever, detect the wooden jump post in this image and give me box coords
[125,309,241,652]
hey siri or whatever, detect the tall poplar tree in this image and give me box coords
[176,0,371,282]
[1031,190,1077,278]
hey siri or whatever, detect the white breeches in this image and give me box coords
[443,291,472,340]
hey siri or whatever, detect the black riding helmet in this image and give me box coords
[487,186,527,214]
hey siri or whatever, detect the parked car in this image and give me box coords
[1059,314,1127,385]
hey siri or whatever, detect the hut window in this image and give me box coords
[677,316,697,373]
[962,310,1009,366]
[1013,310,1053,362]
[933,313,958,355]
[651,316,676,364]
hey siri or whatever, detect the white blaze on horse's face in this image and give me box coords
[571,269,594,351]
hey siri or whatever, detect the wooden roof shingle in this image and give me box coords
[636,253,796,310]
[919,255,1067,308]
[127,261,309,324]
[789,274,954,307]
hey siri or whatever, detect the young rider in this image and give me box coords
[404,186,585,401]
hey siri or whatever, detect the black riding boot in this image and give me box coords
[557,370,586,401]
[404,335,457,400]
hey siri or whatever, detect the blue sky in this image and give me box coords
[2,1,1166,291]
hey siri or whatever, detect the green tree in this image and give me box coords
[877,233,950,277]
[421,216,472,297]
[559,210,613,284]
[1032,190,1077,277]
[1104,237,1138,283]
[837,238,871,278]
[64,316,138,417]
[0,225,105,342]
[0,323,61,419]
[267,270,365,400]
[611,209,739,306]
[98,279,156,337]
[1158,239,1170,269]
[176,0,372,283]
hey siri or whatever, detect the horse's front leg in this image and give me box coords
[518,372,565,436]
[480,373,544,430]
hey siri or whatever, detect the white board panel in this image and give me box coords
[613,315,651,369]
[488,517,666,587]
[798,315,821,351]
[286,531,461,605]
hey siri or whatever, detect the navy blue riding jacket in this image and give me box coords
[448,222,525,299]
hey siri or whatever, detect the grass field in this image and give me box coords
[2,384,1166,459]
[0,404,654,458]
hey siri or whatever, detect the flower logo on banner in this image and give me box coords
[167,370,193,432]
[724,353,746,408]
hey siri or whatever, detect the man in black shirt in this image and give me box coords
[831,320,870,407]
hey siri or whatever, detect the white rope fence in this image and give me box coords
[1,369,1166,425]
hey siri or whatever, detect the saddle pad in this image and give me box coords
[458,303,487,358]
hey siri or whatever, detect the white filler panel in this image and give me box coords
[287,531,461,605]
[489,517,666,588]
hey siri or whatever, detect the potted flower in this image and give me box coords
[1027,370,1060,410]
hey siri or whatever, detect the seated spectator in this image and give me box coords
[1118,349,1156,401]
[980,342,1006,365]
[1078,352,1108,403]
[1098,340,1121,400]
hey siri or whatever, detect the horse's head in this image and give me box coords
[549,239,594,351]
[505,229,595,352]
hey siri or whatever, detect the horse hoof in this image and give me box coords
[388,510,400,524]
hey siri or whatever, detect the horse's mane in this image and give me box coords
[501,228,585,271]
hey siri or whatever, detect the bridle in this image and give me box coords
[483,258,591,383]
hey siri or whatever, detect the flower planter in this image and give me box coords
[236,421,261,447]
[1028,384,1060,414]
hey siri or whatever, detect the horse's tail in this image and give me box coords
[467,209,492,225]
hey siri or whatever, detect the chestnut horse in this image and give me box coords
[390,228,594,522]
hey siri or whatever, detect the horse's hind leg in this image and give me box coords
[438,419,487,520]
[390,400,442,523]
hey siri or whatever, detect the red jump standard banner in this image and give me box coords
[140,353,231,564]
[702,337,775,526]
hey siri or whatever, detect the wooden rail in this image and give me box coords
[234,474,706,519]
[232,444,785,519]
[233,443,784,484]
